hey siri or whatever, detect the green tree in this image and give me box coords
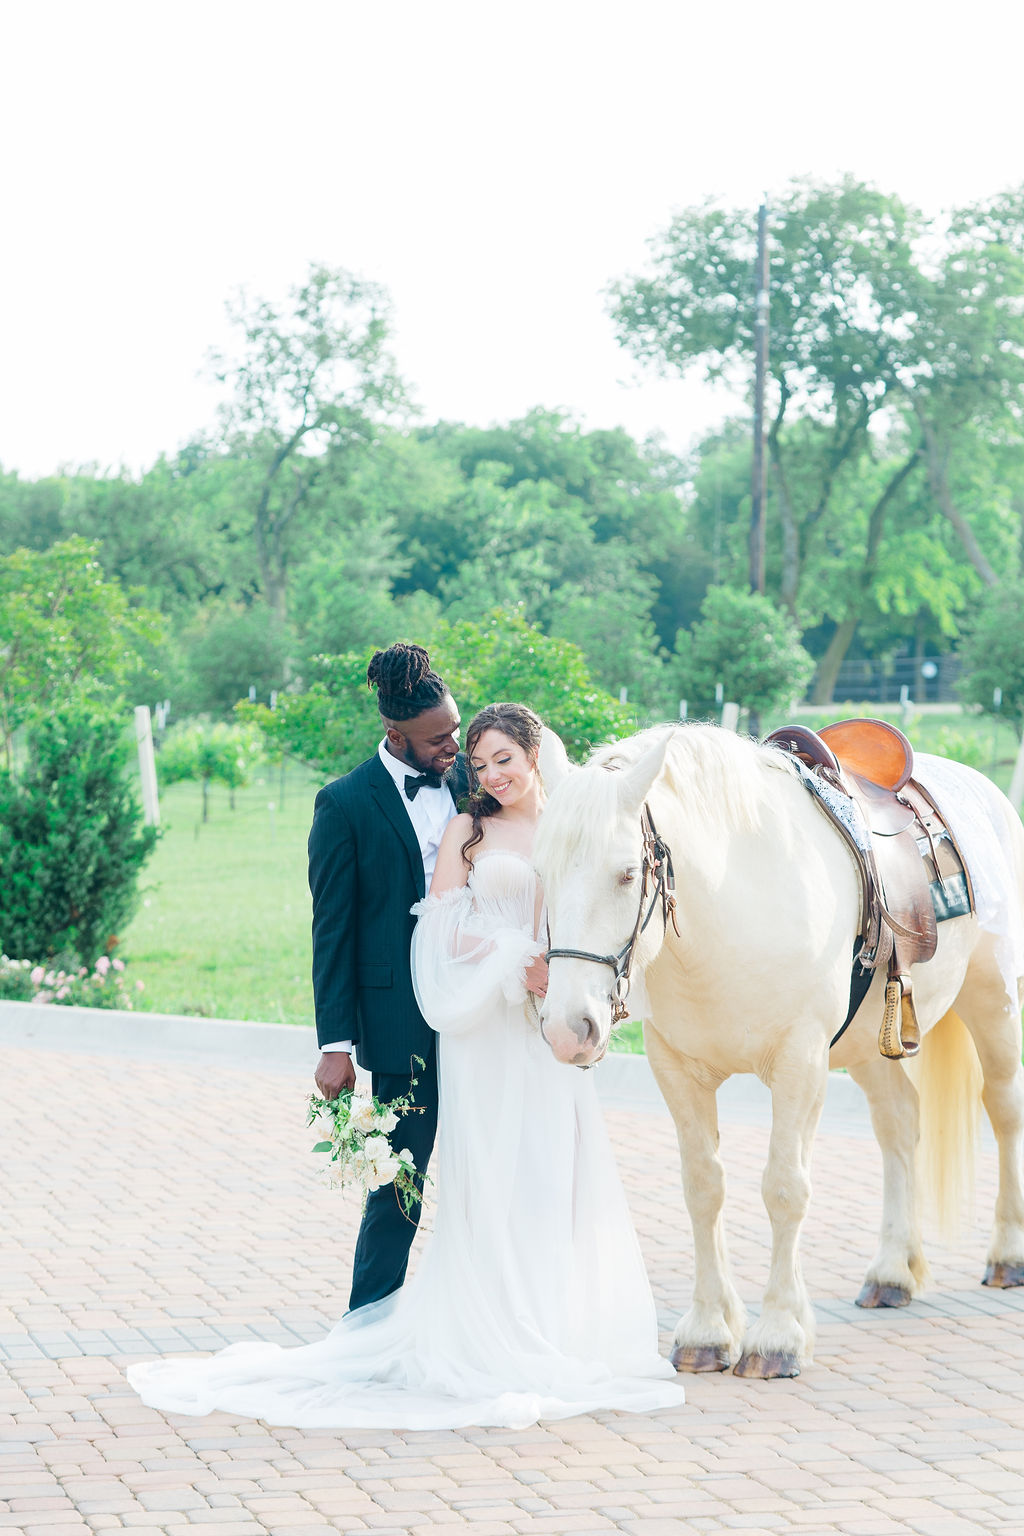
[241,611,634,776]
[238,653,385,778]
[156,719,263,819]
[547,550,669,712]
[0,468,68,553]
[211,264,406,620]
[297,530,442,660]
[435,471,595,618]
[178,600,294,718]
[957,582,1024,727]
[432,610,636,758]
[673,586,815,719]
[893,191,1024,588]
[0,705,158,963]
[683,419,985,702]
[611,178,1024,679]
[611,179,923,610]
[420,410,694,644]
[0,538,162,767]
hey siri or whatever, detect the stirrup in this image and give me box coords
[879,974,921,1059]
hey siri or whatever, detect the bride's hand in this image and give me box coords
[524,956,548,998]
[316,1051,357,1100]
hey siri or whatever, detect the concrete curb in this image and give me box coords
[0,998,323,1070]
[0,1000,872,1129]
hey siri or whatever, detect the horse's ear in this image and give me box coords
[617,733,671,816]
[538,726,574,790]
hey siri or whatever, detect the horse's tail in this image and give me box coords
[910,1007,983,1239]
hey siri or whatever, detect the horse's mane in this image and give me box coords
[537,723,785,873]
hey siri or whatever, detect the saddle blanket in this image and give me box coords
[912,752,1024,1010]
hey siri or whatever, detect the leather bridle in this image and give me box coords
[544,802,681,1023]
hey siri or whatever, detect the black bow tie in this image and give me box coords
[404,771,443,801]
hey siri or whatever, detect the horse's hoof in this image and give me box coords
[855,1281,913,1308]
[983,1261,1024,1288]
[670,1344,731,1373]
[733,1351,800,1379]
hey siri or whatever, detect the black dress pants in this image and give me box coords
[348,1042,439,1312]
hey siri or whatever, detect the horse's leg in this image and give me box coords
[955,956,1024,1287]
[846,1054,928,1306]
[733,1035,827,1379]
[645,1024,745,1372]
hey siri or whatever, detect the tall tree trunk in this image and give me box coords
[917,415,999,587]
[770,444,800,616]
[809,447,921,708]
[767,385,799,615]
[812,615,858,706]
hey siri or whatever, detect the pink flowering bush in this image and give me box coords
[0,956,36,1001]
[0,954,141,1010]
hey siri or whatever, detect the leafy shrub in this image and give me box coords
[930,727,987,770]
[155,718,262,817]
[673,586,816,718]
[0,953,141,1008]
[957,582,1024,727]
[27,954,142,1009]
[0,705,158,965]
[434,609,636,759]
[240,609,636,774]
[0,956,35,1001]
[0,537,163,764]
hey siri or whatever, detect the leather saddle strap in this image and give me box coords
[904,776,977,914]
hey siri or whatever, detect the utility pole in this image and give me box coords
[749,201,770,596]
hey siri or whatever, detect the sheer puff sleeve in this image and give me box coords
[411,881,544,1036]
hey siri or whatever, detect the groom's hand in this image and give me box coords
[316,1051,356,1099]
[525,956,548,998]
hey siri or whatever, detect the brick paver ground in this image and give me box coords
[2,1041,1024,1536]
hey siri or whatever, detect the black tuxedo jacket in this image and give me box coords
[307,750,469,1072]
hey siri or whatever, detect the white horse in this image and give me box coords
[534,723,1024,1379]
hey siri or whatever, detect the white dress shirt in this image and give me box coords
[320,739,459,1055]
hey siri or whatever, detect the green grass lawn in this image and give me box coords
[124,766,325,1026]
[123,708,1021,1051]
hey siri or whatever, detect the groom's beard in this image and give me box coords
[403,745,456,783]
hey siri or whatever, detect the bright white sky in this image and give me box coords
[3,0,1022,478]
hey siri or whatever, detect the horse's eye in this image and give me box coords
[619,868,638,886]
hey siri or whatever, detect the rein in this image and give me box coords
[545,802,681,1022]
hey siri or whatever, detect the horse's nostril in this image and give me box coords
[579,1015,599,1046]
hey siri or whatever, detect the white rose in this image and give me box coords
[362,1134,393,1160]
[369,1156,400,1187]
[397,1148,414,1165]
[349,1097,377,1133]
[376,1108,399,1134]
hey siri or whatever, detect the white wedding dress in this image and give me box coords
[127,851,682,1429]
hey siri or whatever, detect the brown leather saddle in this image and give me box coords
[765,718,975,1059]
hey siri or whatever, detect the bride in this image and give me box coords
[127,702,682,1430]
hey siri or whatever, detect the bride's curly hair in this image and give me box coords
[460,702,544,865]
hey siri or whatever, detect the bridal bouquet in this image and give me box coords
[307,1067,426,1214]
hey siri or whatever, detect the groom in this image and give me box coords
[308,642,467,1310]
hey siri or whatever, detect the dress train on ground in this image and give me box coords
[127,852,682,1429]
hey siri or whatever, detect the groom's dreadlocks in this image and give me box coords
[367,642,450,721]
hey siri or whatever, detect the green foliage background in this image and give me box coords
[3,179,1024,1027]
[5,178,1023,732]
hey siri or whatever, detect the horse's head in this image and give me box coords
[534,730,674,1066]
